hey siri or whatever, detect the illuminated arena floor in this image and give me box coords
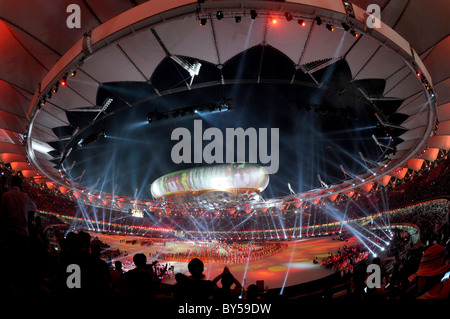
[94,234,358,289]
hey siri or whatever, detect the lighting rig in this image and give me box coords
[147,98,233,124]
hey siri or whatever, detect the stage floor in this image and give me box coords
[94,233,358,290]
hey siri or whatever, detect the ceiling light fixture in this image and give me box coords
[315,16,322,26]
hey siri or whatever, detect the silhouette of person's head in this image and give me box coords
[63,232,78,250]
[91,243,101,258]
[11,175,22,190]
[78,231,91,250]
[373,257,381,266]
[115,261,122,271]
[188,258,205,279]
[133,253,147,269]
[221,272,234,289]
[175,273,188,283]
[247,284,258,300]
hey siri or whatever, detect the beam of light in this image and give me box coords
[229,211,257,232]
[240,235,255,293]
[299,207,303,237]
[349,197,391,240]
[342,223,375,255]
[347,224,382,250]
[306,206,312,237]
[280,209,300,294]
[276,210,288,240]
[356,223,389,246]
[327,125,377,135]
[126,121,149,130]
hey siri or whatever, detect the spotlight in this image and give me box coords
[235,16,241,23]
[315,16,322,26]
[326,24,334,31]
[200,18,207,26]
[341,22,350,31]
[250,10,257,20]
[52,83,59,93]
[298,19,306,27]
[60,74,67,86]
[350,30,359,37]
[271,17,277,24]
[285,12,293,21]
[70,70,77,77]
[216,11,223,20]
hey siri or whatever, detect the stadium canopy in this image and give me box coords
[0,0,448,209]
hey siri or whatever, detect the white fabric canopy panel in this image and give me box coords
[427,135,450,151]
[117,28,168,80]
[354,44,406,82]
[399,126,427,141]
[0,81,32,118]
[385,73,423,100]
[154,15,218,65]
[213,15,266,65]
[396,139,420,151]
[421,36,450,84]
[436,120,450,136]
[0,153,27,163]
[345,35,380,78]
[437,103,450,121]
[264,17,310,65]
[0,110,26,134]
[80,44,147,83]
[0,21,47,93]
[299,24,356,65]
[434,79,450,105]
[398,93,429,116]
[392,0,450,55]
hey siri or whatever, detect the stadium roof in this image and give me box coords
[0,0,449,208]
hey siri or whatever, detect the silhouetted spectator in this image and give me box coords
[0,175,36,244]
[124,253,157,299]
[212,266,242,301]
[0,175,37,296]
[110,261,125,295]
[182,258,214,302]
[246,284,259,301]
[87,243,111,294]
[174,273,188,301]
